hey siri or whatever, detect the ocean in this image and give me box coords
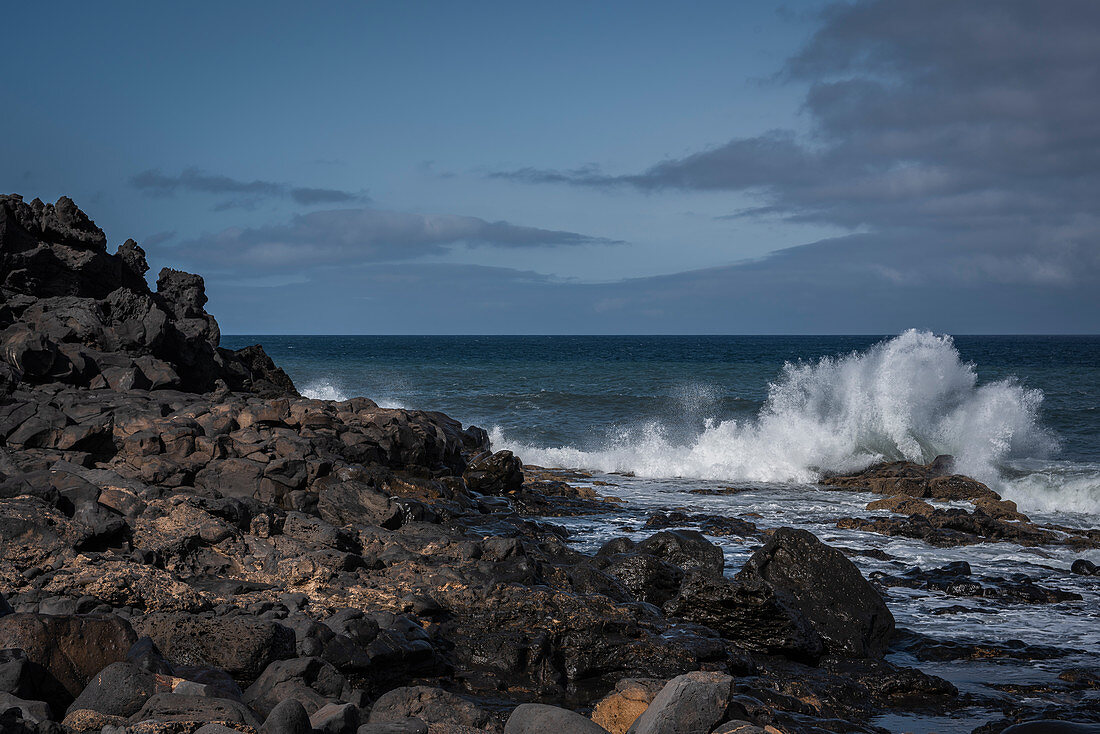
[223,330,1100,521]
[223,330,1099,732]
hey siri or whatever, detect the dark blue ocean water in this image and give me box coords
[223,331,1100,516]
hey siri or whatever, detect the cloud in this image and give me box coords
[493,0,1100,288]
[205,250,1100,336]
[130,167,365,209]
[173,207,619,274]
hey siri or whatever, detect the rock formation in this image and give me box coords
[1,196,1094,733]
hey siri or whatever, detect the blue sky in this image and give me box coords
[3,1,1098,333]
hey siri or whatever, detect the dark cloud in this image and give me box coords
[173,207,618,274]
[141,230,176,247]
[205,249,1099,336]
[493,0,1100,288]
[131,167,365,208]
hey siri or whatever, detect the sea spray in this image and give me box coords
[494,330,1057,490]
[302,379,408,409]
[301,379,349,401]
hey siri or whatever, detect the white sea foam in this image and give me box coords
[494,330,1100,511]
[300,379,408,409]
[301,380,348,401]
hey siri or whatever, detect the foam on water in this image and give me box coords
[494,330,1098,514]
[301,379,407,409]
[301,380,348,401]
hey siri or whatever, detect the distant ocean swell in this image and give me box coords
[492,330,1097,516]
[293,331,1098,517]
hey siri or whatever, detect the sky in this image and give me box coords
[2,0,1098,334]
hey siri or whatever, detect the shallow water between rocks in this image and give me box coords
[533,473,1100,734]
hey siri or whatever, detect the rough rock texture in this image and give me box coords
[736,527,895,658]
[0,612,137,714]
[1,194,295,395]
[590,679,665,734]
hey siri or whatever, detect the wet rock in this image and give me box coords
[504,703,610,733]
[664,572,823,662]
[636,530,724,577]
[823,458,1000,503]
[866,495,935,516]
[596,552,684,606]
[836,507,1064,548]
[463,450,523,495]
[624,671,733,734]
[1071,559,1097,576]
[872,562,1083,604]
[642,511,758,538]
[736,527,894,658]
[1000,722,1100,734]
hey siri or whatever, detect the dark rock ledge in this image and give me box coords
[1,196,1096,734]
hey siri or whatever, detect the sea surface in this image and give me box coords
[223,331,1100,732]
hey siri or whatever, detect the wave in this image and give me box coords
[494,330,1076,505]
[300,379,407,409]
[301,380,348,401]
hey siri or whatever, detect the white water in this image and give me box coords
[301,379,407,409]
[494,330,1098,515]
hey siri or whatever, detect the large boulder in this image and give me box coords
[735,527,894,658]
[129,693,262,728]
[132,613,295,683]
[625,671,733,734]
[244,657,348,718]
[663,573,823,662]
[0,613,137,715]
[463,450,523,495]
[366,686,490,729]
[65,661,157,717]
[590,679,665,734]
[505,703,610,734]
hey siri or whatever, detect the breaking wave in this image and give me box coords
[301,380,348,401]
[494,330,1069,504]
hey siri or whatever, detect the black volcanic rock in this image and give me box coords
[736,527,894,658]
[0,193,292,395]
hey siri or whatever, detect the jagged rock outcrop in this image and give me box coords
[1,194,295,394]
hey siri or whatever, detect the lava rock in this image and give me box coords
[366,686,490,729]
[736,527,895,658]
[463,450,524,495]
[65,662,157,718]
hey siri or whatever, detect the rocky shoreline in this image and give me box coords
[1,195,1097,734]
